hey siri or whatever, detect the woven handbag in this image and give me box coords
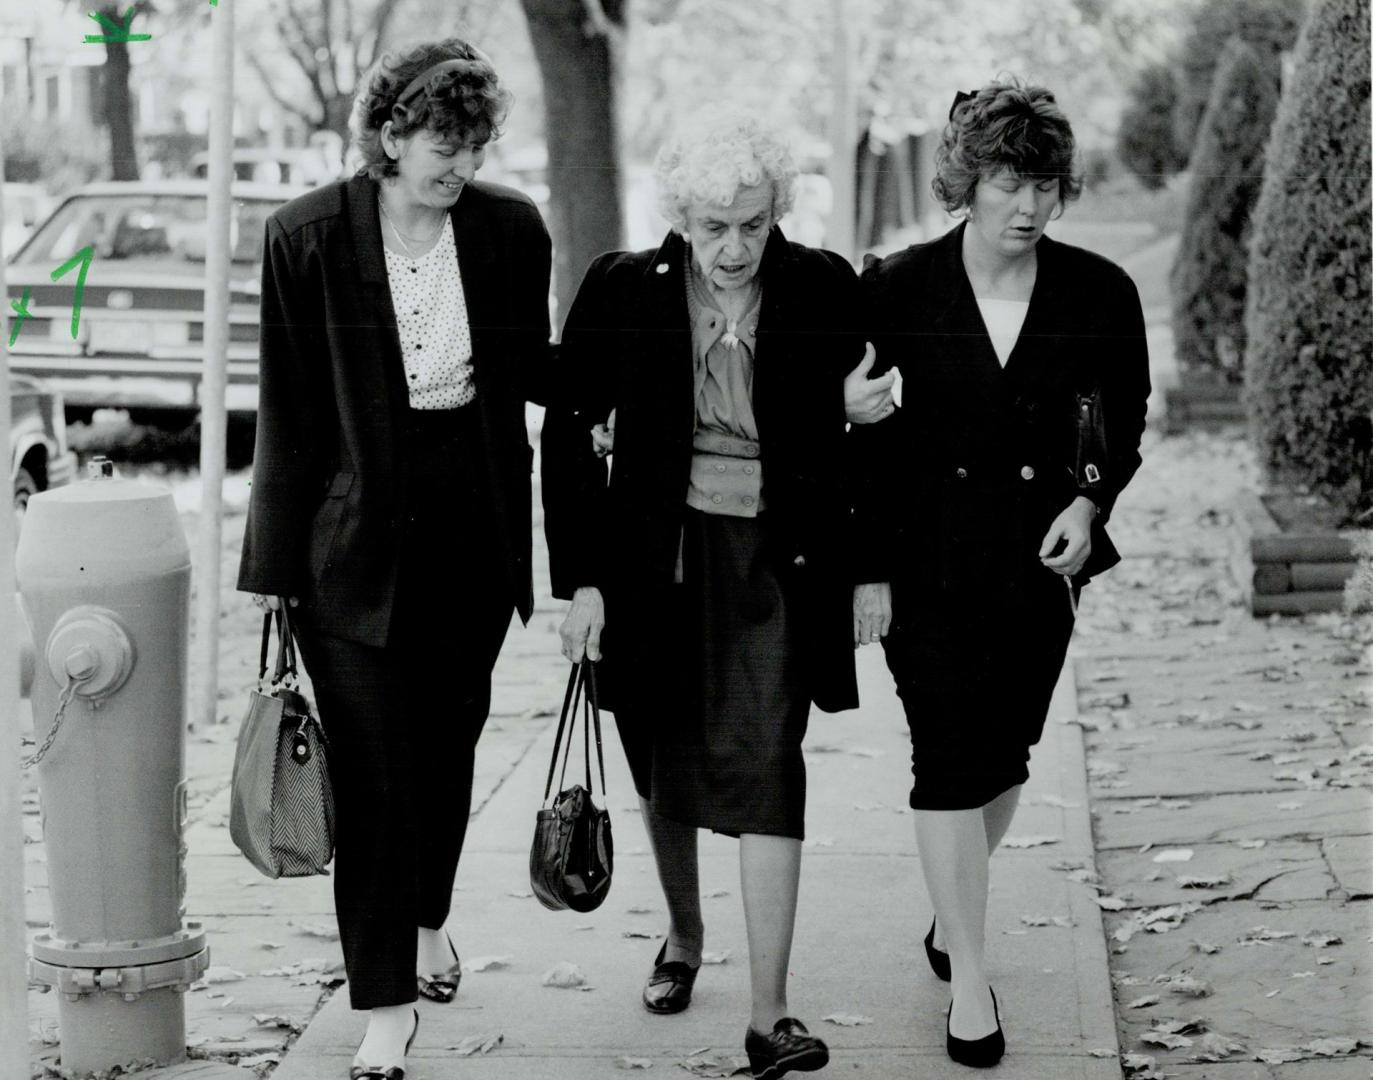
[530,661,613,913]
[229,606,336,878]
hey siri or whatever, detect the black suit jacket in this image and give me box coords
[851,223,1150,594]
[237,174,551,646]
[541,228,862,713]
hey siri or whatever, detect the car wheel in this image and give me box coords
[14,466,38,532]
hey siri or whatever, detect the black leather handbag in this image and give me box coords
[1074,386,1108,491]
[530,661,613,913]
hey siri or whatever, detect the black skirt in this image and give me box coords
[609,510,810,839]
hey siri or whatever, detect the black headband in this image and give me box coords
[394,50,493,117]
[948,90,975,121]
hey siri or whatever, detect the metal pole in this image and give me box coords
[0,133,31,1080]
[191,0,235,729]
[828,0,858,264]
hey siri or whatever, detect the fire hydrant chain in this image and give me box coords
[21,676,83,769]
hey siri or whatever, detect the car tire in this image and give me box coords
[14,466,38,534]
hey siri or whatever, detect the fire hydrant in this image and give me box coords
[16,458,209,1073]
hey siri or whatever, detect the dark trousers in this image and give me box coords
[295,406,514,1009]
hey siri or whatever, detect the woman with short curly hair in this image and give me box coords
[239,37,550,1077]
[850,79,1150,1068]
[542,105,864,1079]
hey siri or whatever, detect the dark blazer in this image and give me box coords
[851,223,1150,595]
[237,174,552,646]
[541,228,862,713]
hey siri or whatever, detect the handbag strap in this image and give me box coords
[584,662,607,796]
[542,663,582,803]
[258,612,273,681]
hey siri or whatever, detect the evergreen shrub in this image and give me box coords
[1117,63,1186,190]
[1244,0,1373,520]
[1170,37,1280,381]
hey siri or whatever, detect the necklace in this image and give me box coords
[378,196,445,260]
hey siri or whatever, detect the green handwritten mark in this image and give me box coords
[8,288,33,347]
[84,7,152,43]
[51,247,95,340]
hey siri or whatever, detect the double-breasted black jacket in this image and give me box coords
[237,174,552,646]
[851,223,1150,599]
[541,228,862,713]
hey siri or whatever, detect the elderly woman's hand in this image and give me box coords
[560,586,606,663]
[590,408,616,458]
[1039,496,1096,577]
[844,343,897,425]
[853,582,892,646]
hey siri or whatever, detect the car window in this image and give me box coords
[17,195,279,269]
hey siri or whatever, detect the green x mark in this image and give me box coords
[84,7,152,43]
[8,288,33,347]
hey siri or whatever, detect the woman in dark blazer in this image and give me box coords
[850,80,1150,1068]
[543,107,861,1080]
[237,39,550,1077]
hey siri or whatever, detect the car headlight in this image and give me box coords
[151,321,190,347]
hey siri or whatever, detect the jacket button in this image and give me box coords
[793,555,806,568]
[1021,465,1035,480]
[711,493,723,504]
[955,467,968,479]
[741,495,755,507]
[744,444,759,457]
[743,464,755,475]
[715,463,726,473]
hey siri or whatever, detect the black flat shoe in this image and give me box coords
[642,940,701,1014]
[946,988,1005,1068]
[349,1007,419,1080]
[416,931,462,1003]
[924,918,951,982]
[745,1017,830,1080]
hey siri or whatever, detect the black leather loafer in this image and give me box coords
[642,941,700,1014]
[924,917,951,982]
[745,1017,830,1080]
[349,1008,419,1080]
[416,932,462,1003]
[946,988,1005,1068]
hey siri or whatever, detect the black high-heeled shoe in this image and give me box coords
[642,940,701,1014]
[416,931,462,1003]
[745,1017,830,1080]
[349,1007,419,1080]
[946,987,1005,1068]
[924,918,951,982]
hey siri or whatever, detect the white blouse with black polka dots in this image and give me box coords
[382,216,476,410]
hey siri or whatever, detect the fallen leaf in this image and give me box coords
[1120,1052,1157,1072]
[1140,1031,1192,1049]
[1238,926,1296,944]
[1191,941,1222,955]
[198,966,246,985]
[615,1057,654,1070]
[250,1013,302,1033]
[1236,839,1266,849]
[1191,1031,1245,1061]
[677,1052,751,1077]
[622,930,658,940]
[1002,834,1062,848]
[700,950,731,965]
[625,905,655,915]
[508,890,534,899]
[256,941,283,951]
[1291,971,1315,978]
[1151,848,1194,863]
[451,1032,503,1056]
[1095,895,1128,911]
[1163,974,1213,998]
[1126,994,1161,1009]
[1020,914,1053,926]
[1301,931,1343,948]
[289,921,340,941]
[705,889,731,899]
[465,956,511,972]
[1303,1036,1358,1056]
[1087,1048,1116,1058]
[822,1014,873,1026]
[1254,1046,1304,1064]
[541,962,586,988]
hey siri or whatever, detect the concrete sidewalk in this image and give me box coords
[267,645,1120,1080]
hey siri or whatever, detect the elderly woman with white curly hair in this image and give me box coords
[541,105,865,1078]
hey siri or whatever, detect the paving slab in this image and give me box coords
[1088,790,1373,850]
[1096,840,1335,907]
[1322,835,1373,899]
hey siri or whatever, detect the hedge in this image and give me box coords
[1244,0,1373,521]
[1117,63,1186,191]
[1173,0,1304,164]
[1170,37,1280,381]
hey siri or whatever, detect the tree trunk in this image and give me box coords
[518,0,625,328]
[99,5,139,181]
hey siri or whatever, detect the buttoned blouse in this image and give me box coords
[684,260,765,517]
[382,215,476,409]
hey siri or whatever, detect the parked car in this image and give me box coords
[11,374,77,525]
[189,147,339,189]
[4,180,303,423]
